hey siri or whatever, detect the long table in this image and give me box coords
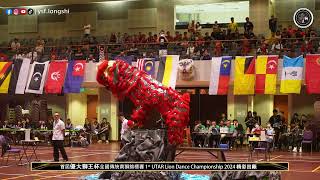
[0,128,80,146]
[176,147,227,161]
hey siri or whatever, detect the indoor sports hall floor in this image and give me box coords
[0,143,319,180]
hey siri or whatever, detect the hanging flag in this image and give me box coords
[156,55,179,89]
[137,58,156,77]
[72,60,86,76]
[209,56,232,95]
[8,58,31,94]
[233,56,255,95]
[255,55,279,94]
[0,62,13,93]
[64,60,85,93]
[115,55,133,65]
[305,54,320,94]
[84,61,97,82]
[25,61,49,94]
[0,53,8,61]
[280,55,304,94]
[45,61,68,94]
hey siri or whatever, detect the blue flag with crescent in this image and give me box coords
[220,56,232,76]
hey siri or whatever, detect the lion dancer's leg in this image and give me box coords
[162,93,190,160]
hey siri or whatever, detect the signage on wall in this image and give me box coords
[293,8,313,28]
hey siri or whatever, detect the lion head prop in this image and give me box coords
[97,60,190,145]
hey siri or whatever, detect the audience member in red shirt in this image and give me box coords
[173,31,181,42]
[140,34,147,43]
[241,35,250,56]
[146,32,154,43]
[138,32,143,42]
[195,33,204,46]
[214,40,223,57]
[166,31,173,42]
[182,32,189,41]
[287,25,296,38]
[188,20,196,34]
[109,33,117,43]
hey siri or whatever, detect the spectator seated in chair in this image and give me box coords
[97,118,110,144]
[193,120,205,147]
[208,121,220,148]
[71,129,89,148]
[0,135,10,157]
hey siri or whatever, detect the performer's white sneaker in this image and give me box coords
[106,140,109,144]
[292,147,297,152]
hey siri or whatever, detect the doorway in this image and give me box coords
[274,95,288,124]
[87,95,98,121]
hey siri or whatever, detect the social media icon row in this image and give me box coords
[6,8,34,15]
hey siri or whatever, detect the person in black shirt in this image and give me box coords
[84,118,92,144]
[244,17,254,35]
[269,15,277,34]
[233,119,244,148]
[253,111,261,125]
[269,109,282,148]
[291,113,300,125]
[219,113,227,123]
[245,111,256,131]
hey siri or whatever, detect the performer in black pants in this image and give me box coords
[52,112,68,162]
[269,109,283,149]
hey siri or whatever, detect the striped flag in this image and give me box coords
[25,61,50,94]
[209,56,232,95]
[233,56,255,95]
[8,58,31,94]
[255,55,278,94]
[137,58,155,77]
[156,55,179,89]
[0,62,13,93]
[280,55,304,94]
[137,58,144,71]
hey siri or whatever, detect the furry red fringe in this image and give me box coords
[97,60,190,145]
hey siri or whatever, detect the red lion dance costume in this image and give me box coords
[96,60,190,145]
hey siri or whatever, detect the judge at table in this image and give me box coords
[52,112,68,162]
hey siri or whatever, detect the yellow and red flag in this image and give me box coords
[255,55,278,94]
[0,62,13,93]
[233,56,255,95]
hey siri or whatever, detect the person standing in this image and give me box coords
[52,112,68,162]
[269,15,277,35]
[253,111,261,125]
[243,17,254,35]
[83,24,91,38]
[233,119,244,147]
[269,109,282,149]
[119,112,133,149]
[227,17,238,39]
[157,30,168,57]
[245,111,256,131]
[219,113,227,123]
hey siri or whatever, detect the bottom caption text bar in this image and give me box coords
[31,162,289,171]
